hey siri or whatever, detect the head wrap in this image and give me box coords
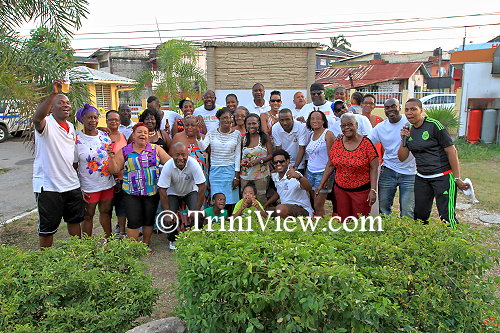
[76,103,98,123]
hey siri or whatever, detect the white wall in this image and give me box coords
[215,89,307,112]
[458,62,500,136]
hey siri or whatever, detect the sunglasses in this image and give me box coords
[311,91,324,96]
[270,99,282,103]
[273,159,286,164]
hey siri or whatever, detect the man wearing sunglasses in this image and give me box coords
[331,100,372,137]
[263,149,313,217]
[300,83,335,128]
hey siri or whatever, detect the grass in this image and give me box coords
[455,137,500,162]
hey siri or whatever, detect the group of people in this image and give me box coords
[33,79,469,251]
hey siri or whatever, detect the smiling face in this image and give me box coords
[340,116,358,138]
[334,88,346,101]
[203,91,216,111]
[269,94,282,112]
[404,101,423,125]
[361,96,376,114]
[234,108,247,126]
[183,116,198,137]
[52,94,71,121]
[218,111,232,130]
[181,100,195,116]
[225,95,238,112]
[213,193,226,210]
[384,98,401,124]
[82,110,99,132]
[133,125,148,145]
[171,143,189,170]
[106,112,120,131]
[245,115,260,134]
[273,154,289,174]
[333,102,348,118]
[143,114,156,131]
[309,111,324,130]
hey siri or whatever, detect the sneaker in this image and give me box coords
[169,241,177,251]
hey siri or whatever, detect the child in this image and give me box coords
[204,193,228,224]
[232,182,266,219]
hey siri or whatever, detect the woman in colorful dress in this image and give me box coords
[108,122,170,250]
[239,113,272,204]
[171,98,207,136]
[74,104,116,237]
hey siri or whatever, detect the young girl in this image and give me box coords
[204,193,228,224]
[232,182,266,219]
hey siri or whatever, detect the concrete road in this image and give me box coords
[0,138,36,222]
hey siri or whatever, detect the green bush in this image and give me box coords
[0,237,159,333]
[175,216,498,332]
[424,106,460,131]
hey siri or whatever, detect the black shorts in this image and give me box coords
[37,188,85,236]
[124,193,159,229]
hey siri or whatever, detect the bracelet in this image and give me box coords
[454,177,462,182]
[370,188,377,194]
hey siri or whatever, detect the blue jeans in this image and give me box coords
[378,166,415,218]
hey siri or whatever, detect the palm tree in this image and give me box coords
[0,0,89,132]
[323,35,352,51]
[133,39,207,110]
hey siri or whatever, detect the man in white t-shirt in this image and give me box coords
[271,109,308,172]
[148,95,183,135]
[194,90,221,132]
[369,98,416,218]
[246,83,271,115]
[158,142,207,249]
[299,83,335,129]
[292,91,306,121]
[264,149,313,217]
[118,104,136,140]
[331,100,372,137]
[33,80,84,248]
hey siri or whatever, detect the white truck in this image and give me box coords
[0,102,31,143]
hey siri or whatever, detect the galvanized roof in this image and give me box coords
[315,62,427,88]
[69,66,135,84]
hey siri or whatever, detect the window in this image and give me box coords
[99,60,109,68]
[95,84,112,111]
[320,59,327,66]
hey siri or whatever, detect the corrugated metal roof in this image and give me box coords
[69,66,135,84]
[316,62,425,88]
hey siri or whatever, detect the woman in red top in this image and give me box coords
[317,113,379,221]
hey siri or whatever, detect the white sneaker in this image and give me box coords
[169,241,177,251]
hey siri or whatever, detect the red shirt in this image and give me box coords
[329,137,377,189]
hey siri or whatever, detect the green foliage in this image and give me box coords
[322,35,352,51]
[424,106,460,131]
[175,216,498,332]
[133,39,206,111]
[325,88,334,100]
[454,137,500,162]
[0,237,159,333]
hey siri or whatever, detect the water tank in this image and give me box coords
[480,109,497,144]
[467,109,482,143]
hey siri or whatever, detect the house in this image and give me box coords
[315,61,429,104]
[74,56,98,69]
[450,47,500,137]
[316,48,358,72]
[203,41,319,109]
[70,66,135,112]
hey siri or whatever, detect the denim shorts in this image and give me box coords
[306,169,333,194]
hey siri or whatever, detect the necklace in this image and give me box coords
[148,131,156,137]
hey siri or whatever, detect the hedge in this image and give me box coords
[0,237,159,333]
[175,216,498,332]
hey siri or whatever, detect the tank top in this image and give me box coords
[151,130,168,152]
[306,129,330,173]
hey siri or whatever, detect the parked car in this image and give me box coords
[420,94,456,110]
[0,102,31,143]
